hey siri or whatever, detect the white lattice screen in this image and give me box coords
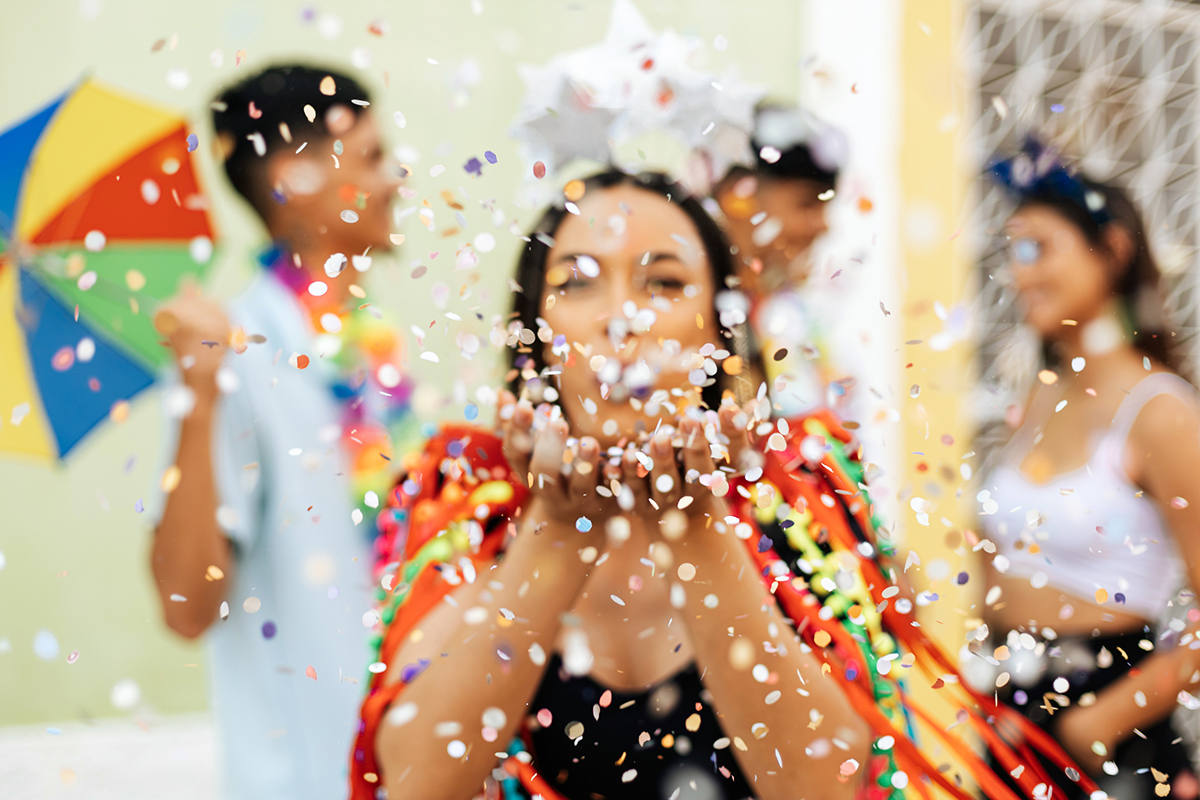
[964,0,1200,445]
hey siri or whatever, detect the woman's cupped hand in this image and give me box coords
[496,391,764,549]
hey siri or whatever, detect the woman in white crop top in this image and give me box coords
[980,139,1200,800]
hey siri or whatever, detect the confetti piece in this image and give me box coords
[685,713,701,732]
[814,630,832,648]
[161,465,182,493]
[261,621,277,639]
[564,179,585,201]
[67,650,79,665]
[296,355,310,369]
[51,346,75,371]
[729,639,754,669]
[243,596,261,613]
[305,665,317,680]
[1095,588,1109,604]
[576,517,592,533]
[320,76,337,95]
[533,161,546,179]
[1172,496,1189,510]
[207,565,224,580]
[537,708,553,727]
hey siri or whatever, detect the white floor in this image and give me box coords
[0,714,218,799]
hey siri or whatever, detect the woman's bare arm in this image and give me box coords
[377,506,596,799]
[631,415,870,800]
[673,526,870,800]
[379,402,610,799]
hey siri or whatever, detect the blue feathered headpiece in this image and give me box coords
[989,135,1113,227]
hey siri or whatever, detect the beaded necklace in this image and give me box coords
[264,246,420,534]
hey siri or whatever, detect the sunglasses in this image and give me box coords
[1006,237,1041,265]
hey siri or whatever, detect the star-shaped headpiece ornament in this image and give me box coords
[511,0,766,199]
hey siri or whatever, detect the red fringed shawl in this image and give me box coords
[349,413,1096,800]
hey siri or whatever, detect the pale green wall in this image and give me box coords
[0,0,803,725]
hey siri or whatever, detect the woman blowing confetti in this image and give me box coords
[977,137,1200,800]
[350,171,1096,800]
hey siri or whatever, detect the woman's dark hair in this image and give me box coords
[1017,178,1177,370]
[212,64,371,219]
[508,169,764,411]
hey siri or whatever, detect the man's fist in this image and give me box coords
[154,283,230,398]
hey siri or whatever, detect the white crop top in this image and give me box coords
[981,372,1193,620]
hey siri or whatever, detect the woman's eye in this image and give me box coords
[647,277,685,292]
[1009,238,1041,265]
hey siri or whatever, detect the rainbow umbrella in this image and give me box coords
[0,77,216,462]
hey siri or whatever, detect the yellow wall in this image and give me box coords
[901,0,976,629]
[0,0,806,725]
[899,0,981,791]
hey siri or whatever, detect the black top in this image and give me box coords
[527,654,756,800]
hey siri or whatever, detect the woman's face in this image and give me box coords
[1005,205,1113,339]
[537,184,719,446]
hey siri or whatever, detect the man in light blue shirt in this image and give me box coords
[151,64,406,799]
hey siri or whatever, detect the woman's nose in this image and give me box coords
[606,315,632,348]
[606,299,656,353]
